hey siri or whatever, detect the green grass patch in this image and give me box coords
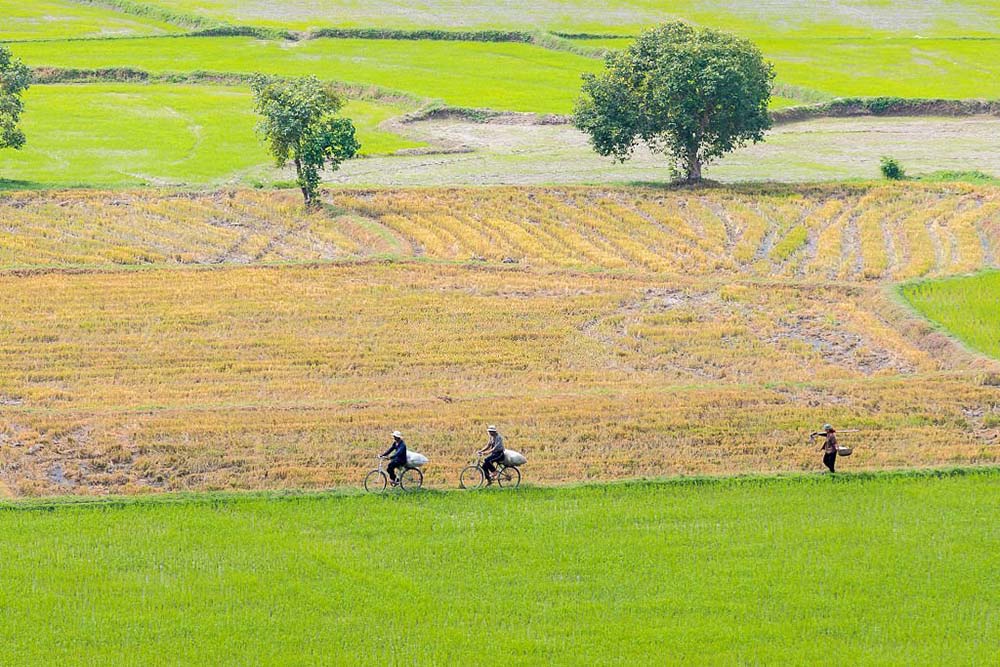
[10,37,603,113]
[761,37,1000,100]
[0,83,422,187]
[0,0,183,41]
[0,469,996,663]
[13,34,1000,113]
[900,271,1000,360]
[917,170,1000,184]
[770,225,809,261]
[570,36,1000,102]
[768,96,800,109]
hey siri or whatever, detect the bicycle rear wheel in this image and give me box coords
[459,465,485,489]
[400,466,423,491]
[364,469,388,494]
[497,465,520,489]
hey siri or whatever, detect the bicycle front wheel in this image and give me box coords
[400,466,423,491]
[364,470,388,494]
[459,465,485,489]
[497,465,520,489]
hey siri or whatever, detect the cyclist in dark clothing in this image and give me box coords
[381,431,408,486]
[810,424,838,473]
[478,425,505,485]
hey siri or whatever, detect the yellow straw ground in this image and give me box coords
[0,261,996,495]
[0,184,997,495]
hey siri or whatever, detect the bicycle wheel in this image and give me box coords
[364,469,388,494]
[459,465,485,489]
[497,465,520,489]
[400,466,423,491]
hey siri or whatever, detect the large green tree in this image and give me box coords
[251,75,360,207]
[574,22,774,182]
[0,45,31,155]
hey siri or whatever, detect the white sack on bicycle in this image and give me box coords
[503,450,527,467]
[407,451,429,467]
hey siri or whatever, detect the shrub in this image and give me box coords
[880,156,906,180]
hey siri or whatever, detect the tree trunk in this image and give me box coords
[685,150,702,182]
[293,157,313,207]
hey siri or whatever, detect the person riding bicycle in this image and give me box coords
[478,425,505,485]
[381,431,408,486]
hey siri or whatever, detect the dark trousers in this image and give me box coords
[823,452,837,473]
[483,451,504,478]
[388,459,406,482]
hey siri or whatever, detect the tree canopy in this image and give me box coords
[250,75,360,207]
[0,45,31,153]
[574,22,774,182]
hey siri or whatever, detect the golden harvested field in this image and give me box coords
[3,184,997,280]
[0,185,998,496]
[334,184,1000,281]
[0,190,404,267]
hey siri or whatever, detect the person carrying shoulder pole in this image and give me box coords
[478,425,505,485]
[381,431,407,486]
[810,424,838,474]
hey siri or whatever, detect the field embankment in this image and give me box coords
[0,469,996,664]
[0,186,997,495]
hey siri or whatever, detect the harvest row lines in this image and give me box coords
[335,185,1000,281]
[2,185,994,281]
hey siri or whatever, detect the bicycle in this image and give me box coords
[364,456,423,493]
[459,454,521,489]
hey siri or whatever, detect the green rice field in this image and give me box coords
[0,0,180,41]
[0,470,996,664]
[901,271,1000,360]
[0,84,420,187]
[9,37,604,113]
[12,35,1000,113]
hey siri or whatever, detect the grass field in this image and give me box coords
[118,0,1000,36]
[6,96,1000,187]
[901,271,1000,360]
[0,0,181,41]
[1,187,998,496]
[13,34,1000,113]
[0,470,997,663]
[579,36,1000,101]
[0,84,421,188]
[9,37,604,113]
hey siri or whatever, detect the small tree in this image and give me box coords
[880,156,906,180]
[574,22,774,182]
[250,75,360,207]
[0,46,31,154]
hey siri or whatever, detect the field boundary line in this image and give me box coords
[28,67,429,108]
[0,464,996,512]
